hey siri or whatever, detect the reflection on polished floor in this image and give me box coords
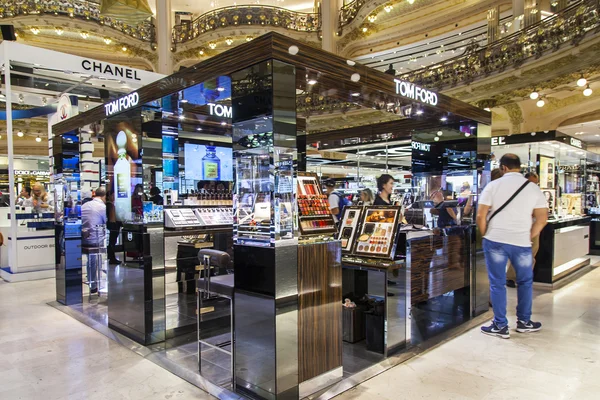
[2,265,600,400]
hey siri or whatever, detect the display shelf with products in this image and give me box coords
[164,208,201,229]
[194,207,234,227]
[297,172,337,236]
[338,206,363,253]
[352,206,401,260]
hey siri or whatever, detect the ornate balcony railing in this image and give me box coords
[172,5,320,44]
[339,0,368,31]
[0,0,155,42]
[398,0,600,89]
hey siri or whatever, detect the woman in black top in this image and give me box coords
[374,174,395,205]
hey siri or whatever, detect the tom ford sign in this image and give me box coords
[82,60,142,81]
[208,103,232,118]
[394,79,438,106]
[104,92,139,116]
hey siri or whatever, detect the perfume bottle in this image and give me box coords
[202,146,221,180]
[114,130,132,221]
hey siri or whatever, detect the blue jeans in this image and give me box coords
[483,238,533,327]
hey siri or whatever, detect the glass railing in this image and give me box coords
[172,4,320,44]
[397,0,600,89]
[0,0,154,42]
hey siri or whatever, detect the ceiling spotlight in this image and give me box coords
[346,60,356,66]
[307,79,317,85]
[536,98,545,107]
[179,115,185,120]
[416,110,424,115]
[437,131,443,136]
[246,36,253,42]
[351,92,360,97]
[384,5,393,12]
[30,27,40,35]
[217,87,225,92]
[367,15,377,23]
[350,73,361,82]
[465,132,471,137]
[584,84,593,96]
[408,0,415,4]
[470,126,476,130]
[577,76,587,87]
[103,37,112,45]
[362,27,368,33]
[55,27,64,35]
[530,90,539,100]
[35,136,42,142]
[288,45,299,55]
[484,107,491,111]
[220,121,227,126]
[531,132,537,136]
[17,131,24,137]
[80,31,89,39]
[209,42,217,49]
[197,127,203,131]
[440,116,448,121]
[180,99,188,103]
[199,48,205,56]
[122,46,128,51]
[434,137,440,142]
[225,37,233,46]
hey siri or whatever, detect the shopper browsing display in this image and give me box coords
[28,182,51,212]
[81,187,107,294]
[477,154,548,339]
[374,174,395,205]
[17,186,31,207]
[358,188,374,206]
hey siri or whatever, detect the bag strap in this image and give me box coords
[487,180,530,222]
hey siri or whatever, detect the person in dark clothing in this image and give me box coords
[431,190,458,228]
[374,174,395,205]
[106,190,122,265]
[149,186,164,205]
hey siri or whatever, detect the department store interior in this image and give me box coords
[2,0,600,399]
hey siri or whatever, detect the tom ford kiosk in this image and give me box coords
[52,33,491,400]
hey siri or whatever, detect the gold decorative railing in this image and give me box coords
[0,0,155,42]
[398,0,600,89]
[172,5,320,44]
[338,0,369,31]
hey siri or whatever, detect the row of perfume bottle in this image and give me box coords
[187,190,233,206]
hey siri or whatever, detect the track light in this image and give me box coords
[36,136,42,142]
[530,90,539,100]
[583,85,593,97]
[577,76,587,87]
[17,131,24,137]
[536,98,545,107]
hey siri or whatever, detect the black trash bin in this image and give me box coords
[365,303,385,354]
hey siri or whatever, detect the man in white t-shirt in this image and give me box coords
[476,154,548,339]
[325,180,340,223]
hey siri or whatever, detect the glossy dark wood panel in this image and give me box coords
[409,233,469,305]
[298,241,342,383]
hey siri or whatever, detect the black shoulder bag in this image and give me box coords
[487,181,530,222]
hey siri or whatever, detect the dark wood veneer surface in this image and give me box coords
[298,241,342,383]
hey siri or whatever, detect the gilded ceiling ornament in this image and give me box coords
[502,103,524,134]
[100,0,153,23]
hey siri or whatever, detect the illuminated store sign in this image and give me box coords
[82,60,141,81]
[570,137,583,149]
[491,136,506,146]
[412,141,431,152]
[394,79,438,106]
[208,103,232,118]
[104,92,139,116]
[15,170,50,176]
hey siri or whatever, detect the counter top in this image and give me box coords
[546,216,591,229]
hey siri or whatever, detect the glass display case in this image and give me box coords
[233,145,295,247]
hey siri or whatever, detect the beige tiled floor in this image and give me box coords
[337,267,600,400]
[0,279,213,400]
[2,266,600,400]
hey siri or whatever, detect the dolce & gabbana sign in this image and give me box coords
[104,92,139,116]
[394,79,438,106]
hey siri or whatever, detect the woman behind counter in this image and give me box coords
[374,174,395,206]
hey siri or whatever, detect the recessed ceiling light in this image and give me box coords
[437,131,443,136]
[307,79,317,85]
[440,116,448,121]
[351,92,360,97]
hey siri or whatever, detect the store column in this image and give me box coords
[320,0,342,54]
[156,0,173,74]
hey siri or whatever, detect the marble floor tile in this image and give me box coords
[3,267,600,400]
